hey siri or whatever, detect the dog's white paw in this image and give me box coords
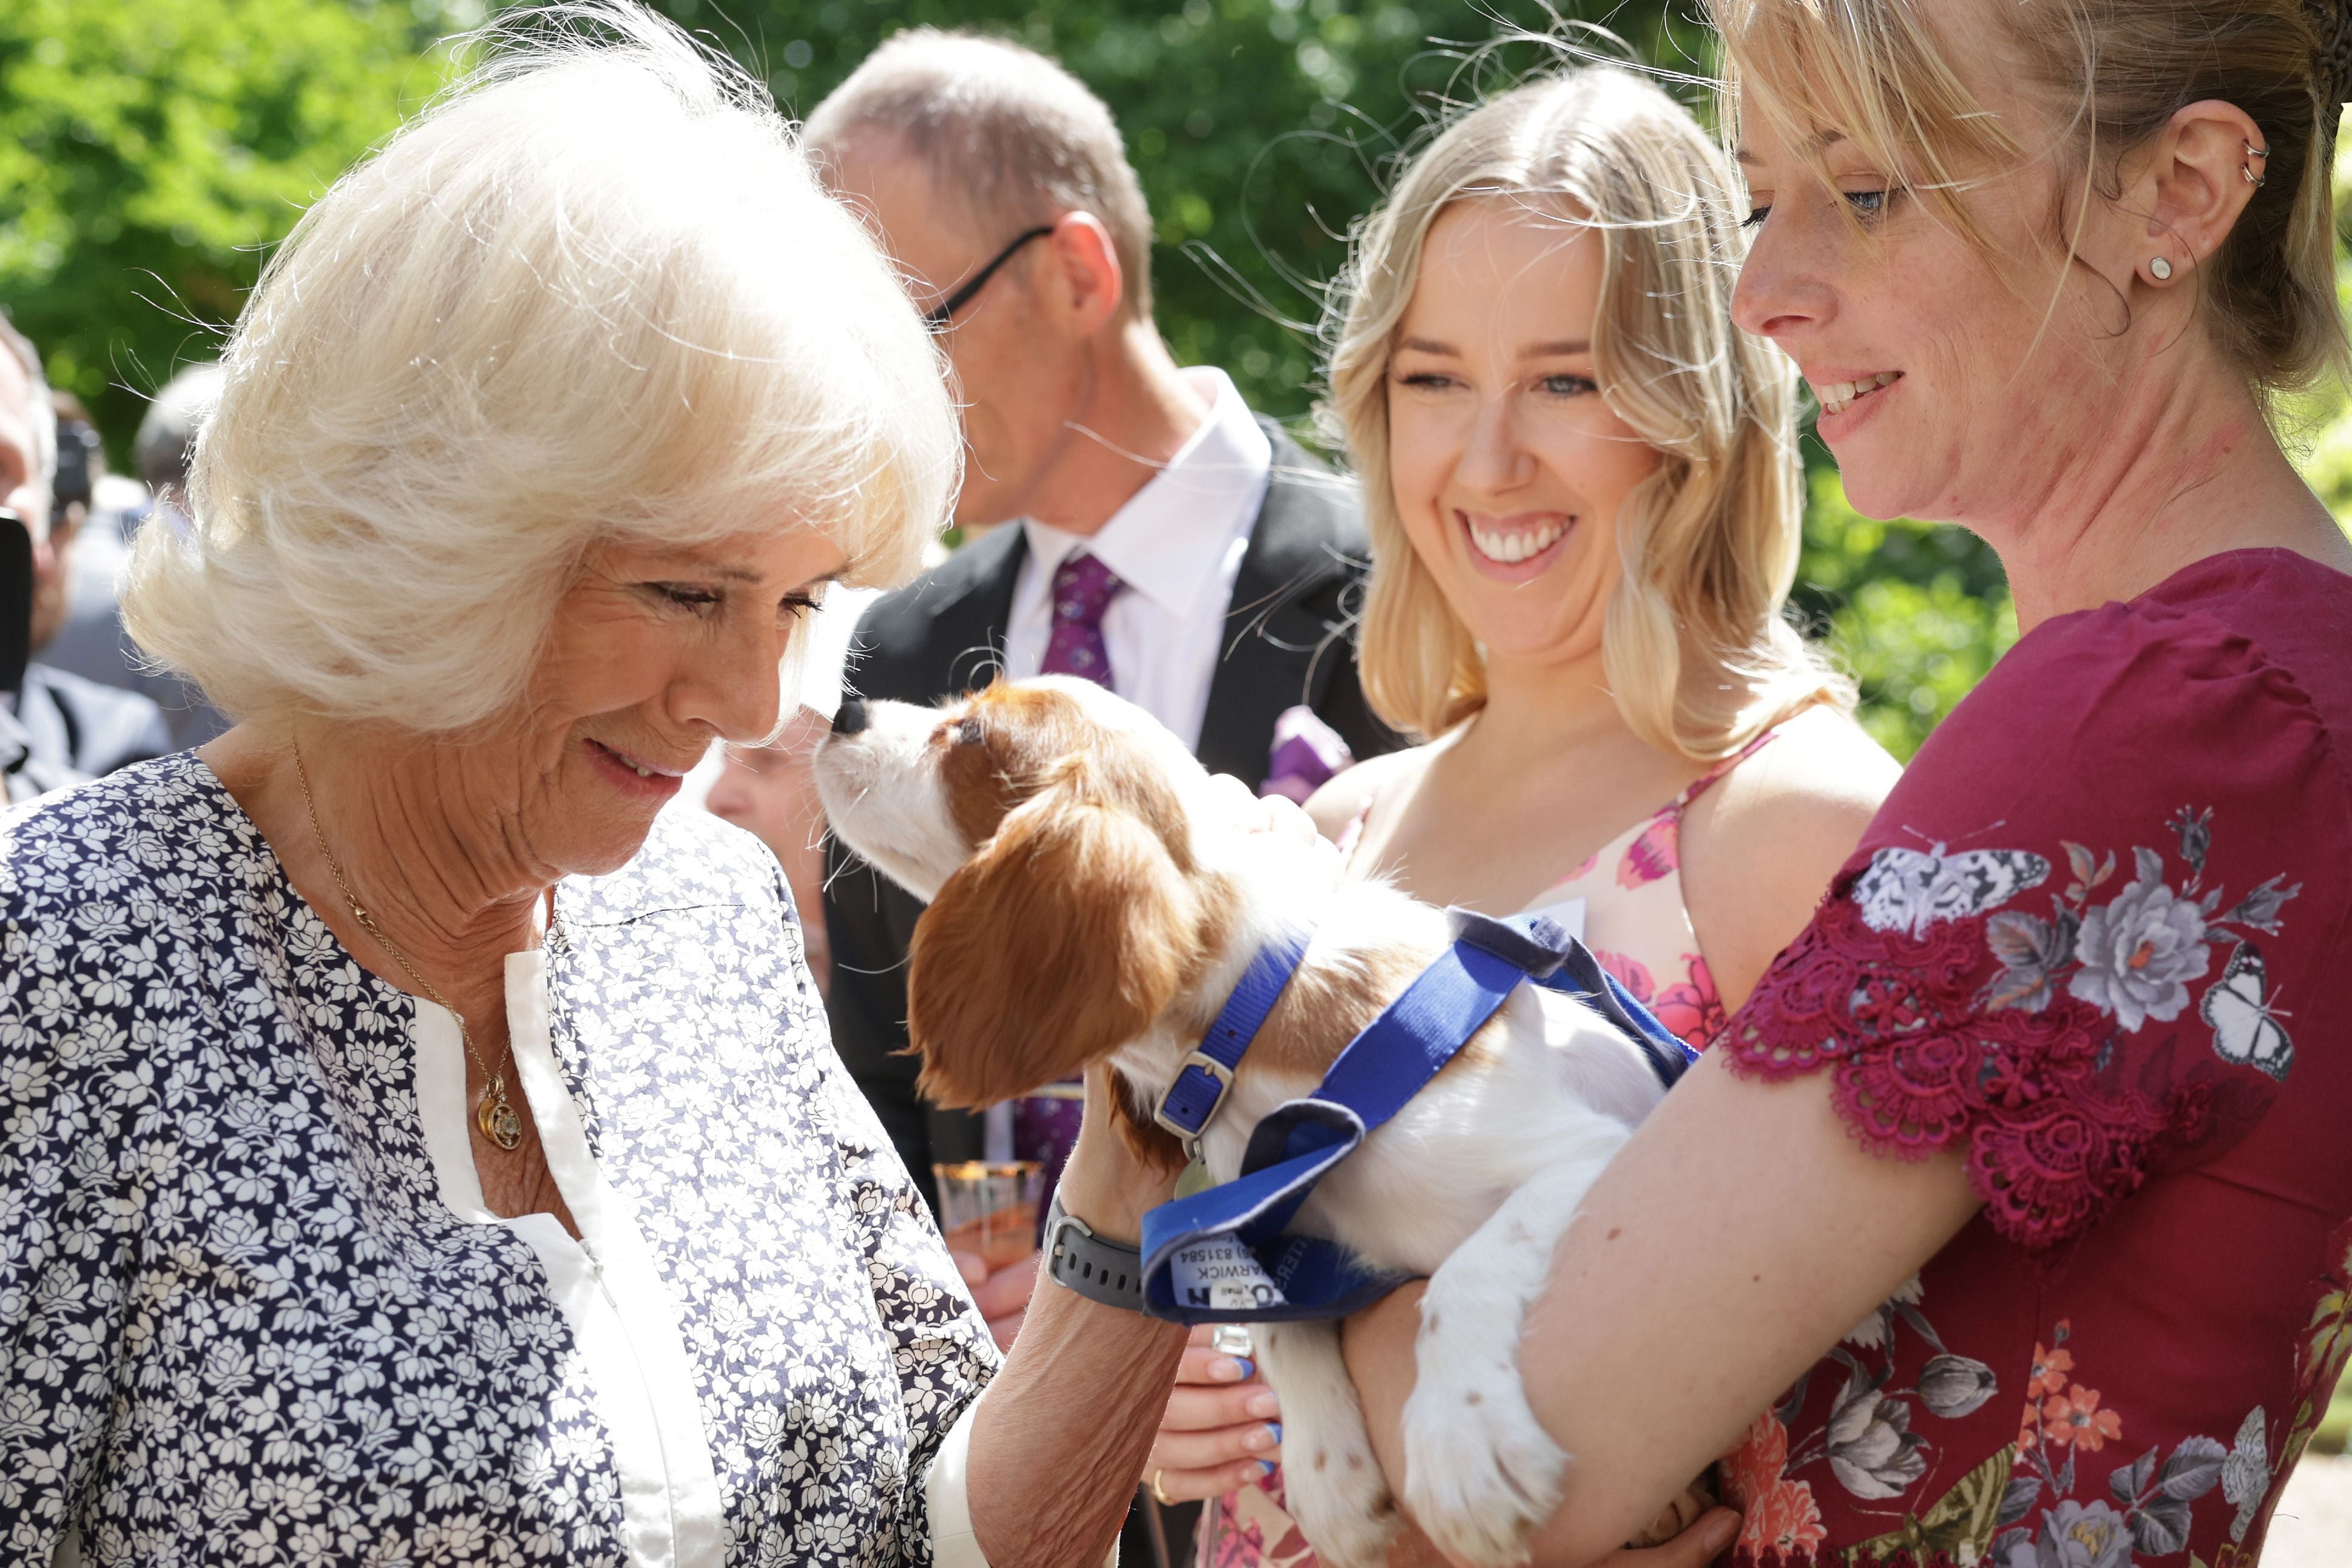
[1253,1322,1397,1568]
[1280,1435,1396,1568]
[1399,1295,1567,1568]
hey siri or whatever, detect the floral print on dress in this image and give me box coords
[1593,948,1655,1002]
[0,754,997,1566]
[1987,1320,2259,1567]
[1651,954,1728,1048]
[1618,812,1680,888]
[1718,1275,2007,1564]
[1723,1411,1829,1559]
[1724,800,2318,1567]
[1733,808,2297,1251]
[1972,809,2299,1078]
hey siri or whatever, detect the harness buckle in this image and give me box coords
[1154,1050,1238,1157]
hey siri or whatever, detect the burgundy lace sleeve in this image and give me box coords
[1724,895,2211,1249]
[1718,586,2336,1251]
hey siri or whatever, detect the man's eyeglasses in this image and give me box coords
[923,225,1055,327]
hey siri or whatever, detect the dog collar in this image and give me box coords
[1152,928,1313,1160]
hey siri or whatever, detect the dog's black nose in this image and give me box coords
[831,698,871,737]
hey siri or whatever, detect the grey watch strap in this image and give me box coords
[1042,1195,1146,1313]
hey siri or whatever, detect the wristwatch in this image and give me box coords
[1042,1194,1146,1313]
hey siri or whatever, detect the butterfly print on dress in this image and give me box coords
[1851,842,2053,939]
[2202,942,2294,1083]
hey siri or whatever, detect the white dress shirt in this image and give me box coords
[1004,367,1272,751]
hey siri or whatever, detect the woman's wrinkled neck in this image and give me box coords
[1970,334,2346,631]
[204,718,554,1010]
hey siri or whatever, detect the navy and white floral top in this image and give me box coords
[0,752,999,1566]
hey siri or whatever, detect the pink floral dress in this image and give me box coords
[1199,731,1780,1567]
[1715,549,2352,1568]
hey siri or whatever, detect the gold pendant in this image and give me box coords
[478,1078,525,1151]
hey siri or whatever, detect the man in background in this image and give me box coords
[0,313,169,799]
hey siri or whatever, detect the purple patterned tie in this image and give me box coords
[1016,552,1126,1194]
[1039,552,1125,689]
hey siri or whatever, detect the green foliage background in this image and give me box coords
[5,0,2350,759]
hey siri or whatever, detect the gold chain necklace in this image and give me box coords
[292,740,526,1152]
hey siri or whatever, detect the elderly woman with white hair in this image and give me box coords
[0,8,1186,1566]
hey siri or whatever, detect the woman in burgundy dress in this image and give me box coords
[1339,2,2352,1566]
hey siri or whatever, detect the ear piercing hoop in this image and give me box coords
[2152,136,2266,277]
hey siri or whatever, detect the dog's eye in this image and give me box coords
[951,717,984,747]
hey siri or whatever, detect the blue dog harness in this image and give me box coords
[1138,908,1695,1326]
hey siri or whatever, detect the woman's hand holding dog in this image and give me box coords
[1147,1325,1285,1502]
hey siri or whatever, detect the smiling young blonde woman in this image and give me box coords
[1151,64,1899,1568]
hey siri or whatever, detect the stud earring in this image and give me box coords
[2150,256,2174,281]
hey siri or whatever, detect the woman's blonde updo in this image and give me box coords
[1325,63,1845,754]
[124,1,957,733]
[1709,0,2351,397]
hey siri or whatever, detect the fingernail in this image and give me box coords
[1246,1390,1280,1418]
[1254,1460,1274,1479]
[1221,1357,1254,1382]
[1700,1510,1740,1554]
[1245,1424,1277,1450]
[1267,1422,1283,1445]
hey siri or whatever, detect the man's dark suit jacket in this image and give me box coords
[822,422,1399,1212]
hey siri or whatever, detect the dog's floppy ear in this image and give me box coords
[908,765,1199,1109]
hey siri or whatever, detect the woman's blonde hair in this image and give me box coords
[1709,0,2348,397]
[124,1,957,733]
[1326,64,1844,754]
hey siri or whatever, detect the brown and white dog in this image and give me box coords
[814,676,1676,1568]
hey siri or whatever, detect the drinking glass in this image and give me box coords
[931,1160,1047,1266]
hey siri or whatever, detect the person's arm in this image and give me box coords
[964,1067,1190,1567]
[1677,706,1901,1007]
[1343,1054,1978,1565]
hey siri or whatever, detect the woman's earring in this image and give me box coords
[2150,256,2174,282]
[2244,138,2269,187]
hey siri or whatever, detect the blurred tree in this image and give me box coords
[1794,464,2016,760]
[0,0,446,459]
[651,0,1703,424]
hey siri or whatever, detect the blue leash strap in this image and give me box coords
[1536,934,1700,1089]
[1140,908,1690,1325]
